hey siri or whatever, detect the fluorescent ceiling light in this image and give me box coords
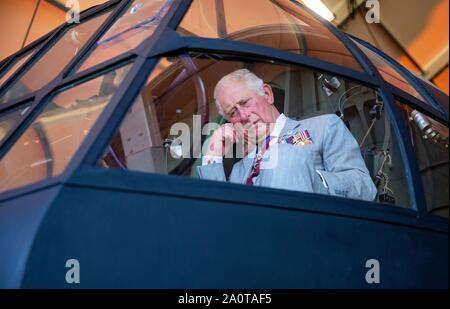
[302,0,335,21]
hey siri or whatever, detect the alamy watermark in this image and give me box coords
[365,258,380,284]
[65,258,80,284]
[365,0,380,24]
[65,0,80,24]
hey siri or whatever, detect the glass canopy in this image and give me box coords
[0,0,447,218]
[0,63,131,192]
[76,0,173,73]
[0,12,111,105]
[178,0,363,71]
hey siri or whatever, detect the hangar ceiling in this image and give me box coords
[0,0,448,94]
[321,0,449,93]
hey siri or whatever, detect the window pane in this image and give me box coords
[397,102,449,218]
[354,40,425,102]
[0,12,111,106]
[0,103,31,143]
[417,74,449,114]
[0,50,35,89]
[0,64,132,193]
[24,0,66,46]
[100,53,411,207]
[76,0,173,73]
[432,66,449,95]
[178,0,363,72]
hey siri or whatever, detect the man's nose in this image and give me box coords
[236,106,249,123]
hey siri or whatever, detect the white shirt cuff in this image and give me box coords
[316,170,329,189]
[202,155,223,166]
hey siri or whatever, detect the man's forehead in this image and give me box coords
[218,81,251,104]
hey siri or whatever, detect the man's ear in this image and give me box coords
[263,83,274,105]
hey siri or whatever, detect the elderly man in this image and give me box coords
[197,69,377,201]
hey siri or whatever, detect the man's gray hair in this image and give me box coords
[214,69,265,116]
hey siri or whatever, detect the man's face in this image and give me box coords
[216,80,276,144]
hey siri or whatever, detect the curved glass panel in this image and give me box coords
[0,64,132,193]
[0,49,35,89]
[417,74,449,114]
[178,0,363,72]
[0,12,111,106]
[76,0,173,73]
[100,53,411,208]
[432,66,449,95]
[397,102,449,218]
[0,103,31,143]
[353,40,425,102]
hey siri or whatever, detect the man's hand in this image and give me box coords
[206,123,238,157]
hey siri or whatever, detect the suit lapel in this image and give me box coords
[279,117,302,139]
[239,156,254,184]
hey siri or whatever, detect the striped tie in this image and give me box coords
[246,136,272,186]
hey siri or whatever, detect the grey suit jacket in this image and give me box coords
[197,114,377,201]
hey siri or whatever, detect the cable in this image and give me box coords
[108,145,126,169]
[359,118,376,147]
[337,85,363,117]
[22,0,41,49]
[339,88,370,116]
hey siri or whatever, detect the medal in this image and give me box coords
[279,129,313,146]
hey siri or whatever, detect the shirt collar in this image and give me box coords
[270,113,287,138]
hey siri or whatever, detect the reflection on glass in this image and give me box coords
[417,74,449,114]
[77,0,173,73]
[397,103,449,218]
[432,66,449,95]
[100,56,202,174]
[0,50,35,89]
[0,104,31,143]
[178,0,363,71]
[0,12,110,106]
[354,41,424,101]
[0,64,132,193]
[100,53,411,207]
